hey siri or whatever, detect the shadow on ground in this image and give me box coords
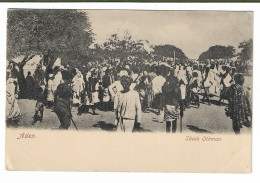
[93,121,117,131]
[133,122,153,133]
[93,121,153,132]
[6,119,20,128]
[208,99,222,106]
[146,108,158,115]
[186,125,212,134]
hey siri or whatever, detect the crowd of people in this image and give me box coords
[6,54,252,134]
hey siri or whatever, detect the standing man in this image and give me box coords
[53,66,63,94]
[6,75,21,125]
[109,75,124,112]
[72,71,85,107]
[226,74,251,134]
[101,69,112,111]
[152,69,166,115]
[54,70,72,130]
[115,76,142,132]
[26,71,35,99]
[162,75,182,133]
[177,65,188,107]
[46,74,54,108]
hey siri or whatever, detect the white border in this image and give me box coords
[0,3,259,183]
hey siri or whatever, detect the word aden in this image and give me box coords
[17,133,36,139]
[185,136,222,141]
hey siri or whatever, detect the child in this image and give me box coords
[32,87,45,125]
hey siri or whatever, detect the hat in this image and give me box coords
[119,70,128,77]
[102,67,107,72]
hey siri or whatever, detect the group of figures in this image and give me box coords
[6,54,252,134]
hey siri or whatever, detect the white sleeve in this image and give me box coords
[109,81,117,97]
[135,92,142,123]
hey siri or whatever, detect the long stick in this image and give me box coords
[70,117,78,131]
[180,115,182,133]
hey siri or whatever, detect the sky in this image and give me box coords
[86,10,253,59]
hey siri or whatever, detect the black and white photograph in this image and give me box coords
[3,7,256,174]
[6,9,253,135]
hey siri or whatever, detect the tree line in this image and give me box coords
[7,9,252,68]
[198,39,253,63]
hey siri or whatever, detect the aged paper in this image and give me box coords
[5,9,253,172]
[6,130,251,172]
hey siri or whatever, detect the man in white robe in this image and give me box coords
[177,66,188,100]
[53,70,63,92]
[72,71,85,105]
[6,78,21,123]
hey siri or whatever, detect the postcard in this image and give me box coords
[5,9,253,172]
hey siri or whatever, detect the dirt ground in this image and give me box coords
[9,76,252,134]
[13,97,250,134]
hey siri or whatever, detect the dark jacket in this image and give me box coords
[162,80,182,107]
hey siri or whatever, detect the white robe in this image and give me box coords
[53,71,63,91]
[177,70,188,99]
[109,80,124,110]
[6,78,21,120]
[47,79,54,102]
[208,70,220,94]
[72,75,85,104]
[152,75,166,95]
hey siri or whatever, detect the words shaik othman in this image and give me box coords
[185,136,222,141]
[17,133,36,139]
